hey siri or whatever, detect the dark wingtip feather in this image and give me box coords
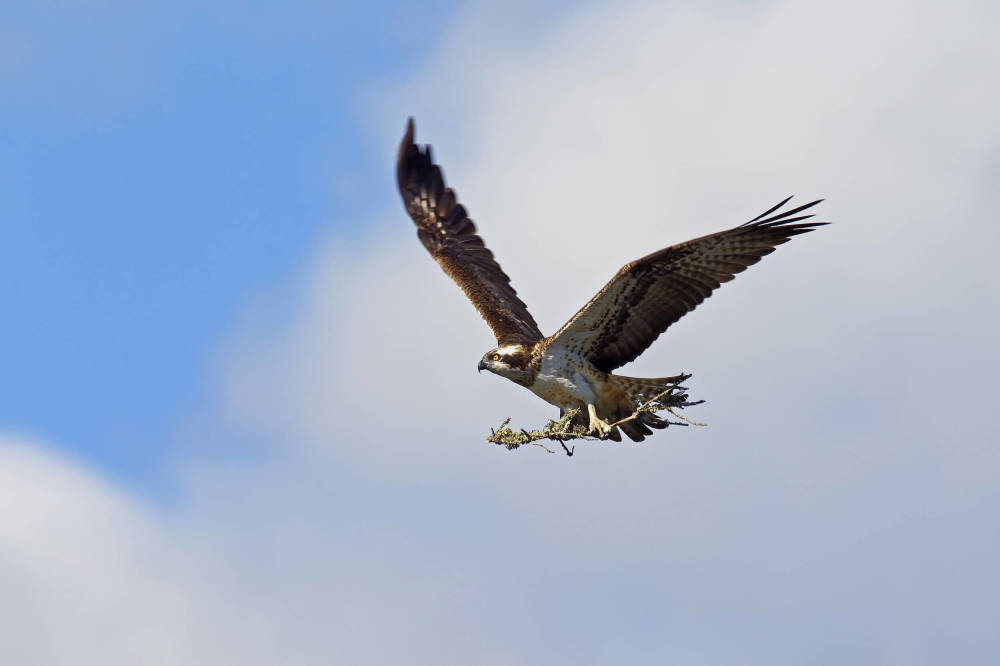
[397,118,416,185]
[747,195,794,223]
[745,197,828,230]
[760,213,815,226]
[398,117,417,162]
[397,117,433,199]
[764,198,824,223]
[786,220,830,230]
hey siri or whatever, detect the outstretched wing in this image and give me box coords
[396,118,543,346]
[549,197,827,373]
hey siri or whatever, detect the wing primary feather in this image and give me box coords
[748,198,824,226]
[746,195,794,223]
[754,214,816,227]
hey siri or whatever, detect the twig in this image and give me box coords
[665,406,707,427]
[530,440,555,454]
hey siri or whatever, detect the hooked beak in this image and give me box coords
[477,360,487,373]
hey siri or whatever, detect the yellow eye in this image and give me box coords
[492,354,500,361]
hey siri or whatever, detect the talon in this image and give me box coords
[586,404,614,437]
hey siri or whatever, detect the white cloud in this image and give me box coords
[3,0,1000,663]
[0,438,211,665]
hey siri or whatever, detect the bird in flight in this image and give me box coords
[396,118,826,442]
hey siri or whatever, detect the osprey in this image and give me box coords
[396,118,825,442]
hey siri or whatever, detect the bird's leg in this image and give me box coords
[587,404,613,437]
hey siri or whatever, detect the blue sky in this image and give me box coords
[1,0,463,483]
[2,1,999,663]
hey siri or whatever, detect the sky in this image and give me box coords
[2,0,999,664]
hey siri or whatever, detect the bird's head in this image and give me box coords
[477,344,534,384]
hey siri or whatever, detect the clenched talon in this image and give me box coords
[586,404,614,437]
[592,421,614,437]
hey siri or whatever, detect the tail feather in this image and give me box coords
[608,373,690,442]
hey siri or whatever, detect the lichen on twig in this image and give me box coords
[485,381,705,455]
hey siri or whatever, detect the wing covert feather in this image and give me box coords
[550,198,827,373]
[396,119,543,345]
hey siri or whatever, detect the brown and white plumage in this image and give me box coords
[396,118,827,442]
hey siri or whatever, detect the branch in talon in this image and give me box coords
[485,384,703,452]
